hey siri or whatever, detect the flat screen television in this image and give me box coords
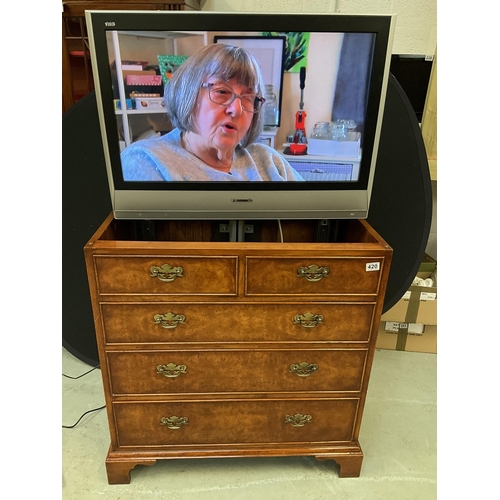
[85,10,395,220]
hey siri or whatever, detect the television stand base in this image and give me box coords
[104,446,364,484]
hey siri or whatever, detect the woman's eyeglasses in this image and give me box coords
[202,83,266,113]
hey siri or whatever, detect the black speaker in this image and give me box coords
[367,74,433,312]
[62,93,111,366]
[62,74,432,365]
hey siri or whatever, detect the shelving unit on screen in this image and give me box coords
[110,30,207,146]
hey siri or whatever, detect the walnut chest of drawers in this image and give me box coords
[84,215,392,484]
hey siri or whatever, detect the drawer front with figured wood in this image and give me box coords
[245,257,385,296]
[113,398,360,447]
[107,349,368,395]
[101,302,376,344]
[93,255,238,295]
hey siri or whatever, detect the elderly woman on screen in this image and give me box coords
[120,43,304,181]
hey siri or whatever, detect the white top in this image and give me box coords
[120,128,304,182]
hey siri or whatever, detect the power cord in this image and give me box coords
[277,219,284,242]
[63,365,104,428]
[62,405,106,429]
[62,365,100,379]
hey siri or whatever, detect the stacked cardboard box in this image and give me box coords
[376,254,437,353]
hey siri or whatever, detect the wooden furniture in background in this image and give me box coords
[85,215,392,484]
[62,0,201,113]
[421,52,437,181]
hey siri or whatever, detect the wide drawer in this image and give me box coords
[101,302,376,343]
[113,398,360,447]
[245,257,385,296]
[93,255,237,295]
[107,349,368,395]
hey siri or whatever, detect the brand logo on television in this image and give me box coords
[105,22,116,26]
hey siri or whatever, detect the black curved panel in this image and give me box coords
[62,75,432,364]
[62,92,110,366]
[368,73,433,312]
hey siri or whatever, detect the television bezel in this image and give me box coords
[86,10,396,220]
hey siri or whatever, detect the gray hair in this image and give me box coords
[164,44,266,147]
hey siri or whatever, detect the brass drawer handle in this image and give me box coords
[290,362,319,377]
[285,414,312,427]
[297,264,330,282]
[157,363,187,378]
[293,312,324,328]
[153,312,186,329]
[150,264,184,282]
[160,416,188,429]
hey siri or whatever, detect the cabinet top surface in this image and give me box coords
[84,214,392,255]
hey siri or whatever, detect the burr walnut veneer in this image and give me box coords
[84,214,392,484]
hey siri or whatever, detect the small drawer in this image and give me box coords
[245,257,384,296]
[113,398,360,447]
[94,255,237,295]
[106,349,368,395]
[101,302,375,344]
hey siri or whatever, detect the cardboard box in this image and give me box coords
[381,285,437,325]
[122,69,156,79]
[133,97,165,110]
[415,289,437,325]
[376,326,398,350]
[381,253,437,325]
[377,255,437,354]
[307,137,361,158]
[114,99,133,110]
[125,74,163,86]
[417,253,437,279]
[381,290,411,322]
[405,325,437,353]
[376,322,437,354]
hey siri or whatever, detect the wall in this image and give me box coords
[201,0,436,57]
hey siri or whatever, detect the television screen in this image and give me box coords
[86,11,395,220]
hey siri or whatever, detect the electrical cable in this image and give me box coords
[62,366,100,379]
[277,219,284,242]
[63,365,103,428]
[62,405,106,429]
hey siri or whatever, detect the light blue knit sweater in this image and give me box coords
[120,128,304,182]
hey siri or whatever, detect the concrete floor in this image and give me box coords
[62,346,436,499]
